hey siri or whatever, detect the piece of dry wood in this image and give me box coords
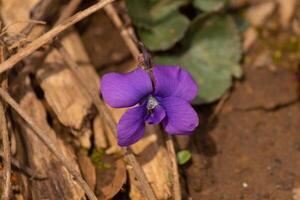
[0,88,97,199]
[166,135,181,200]
[0,47,11,200]
[93,116,108,149]
[38,33,98,131]
[0,0,114,74]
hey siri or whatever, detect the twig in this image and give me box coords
[0,88,97,200]
[104,4,140,60]
[0,0,114,74]
[0,46,11,200]
[166,135,181,200]
[0,105,11,200]
[0,153,46,180]
[208,91,231,124]
[21,0,53,36]
[56,0,82,24]
[54,41,157,200]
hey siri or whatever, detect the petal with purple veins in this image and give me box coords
[153,65,198,102]
[117,105,147,146]
[146,105,166,125]
[160,97,199,134]
[101,68,153,108]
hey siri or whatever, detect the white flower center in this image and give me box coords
[147,96,159,110]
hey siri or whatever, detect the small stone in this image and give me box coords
[242,182,248,188]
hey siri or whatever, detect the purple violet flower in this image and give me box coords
[100,65,199,146]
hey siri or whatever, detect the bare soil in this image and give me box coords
[180,47,300,200]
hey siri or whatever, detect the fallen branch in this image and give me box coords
[54,40,157,200]
[0,46,11,200]
[0,0,114,74]
[0,88,97,200]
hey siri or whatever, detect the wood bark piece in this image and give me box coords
[38,31,99,131]
[16,79,85,199]
[93,116,108,149]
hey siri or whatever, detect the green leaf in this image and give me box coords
[155,15,242,104]
[177,150,192,165]
[193,0,227,12]
[138,12,190,51]
[126,0,190,50]
[126,0,188,28]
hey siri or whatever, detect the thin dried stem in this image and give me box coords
[166,135,181,200]
[0,0,114,74]
[0,102,11,200]
[56,0,82,24]
[0,46,11,200]
[0,152,46,180]
[54,41,157,200]
[0,88,97,200]
[104,4,139,60]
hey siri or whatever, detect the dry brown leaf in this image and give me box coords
[95,154,127,199]
[78,150,97,191]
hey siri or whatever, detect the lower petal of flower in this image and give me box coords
[117,105,147,146]
[160,97,199,134]
[146,105,166,124]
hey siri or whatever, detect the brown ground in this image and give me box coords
[179,31,300,200]
[182,65,299,200]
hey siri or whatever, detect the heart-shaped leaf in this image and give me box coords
[126,0,188,28]
[138,12,190,51]
[193,0,227,11]
[155,15,242,104]
[126,0,190,51]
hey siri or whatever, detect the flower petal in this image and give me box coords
[117,105,147,146]
[101,68,153,108]
[160,97,199,134]
[146,105,166,125]
[153,65,198,102]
